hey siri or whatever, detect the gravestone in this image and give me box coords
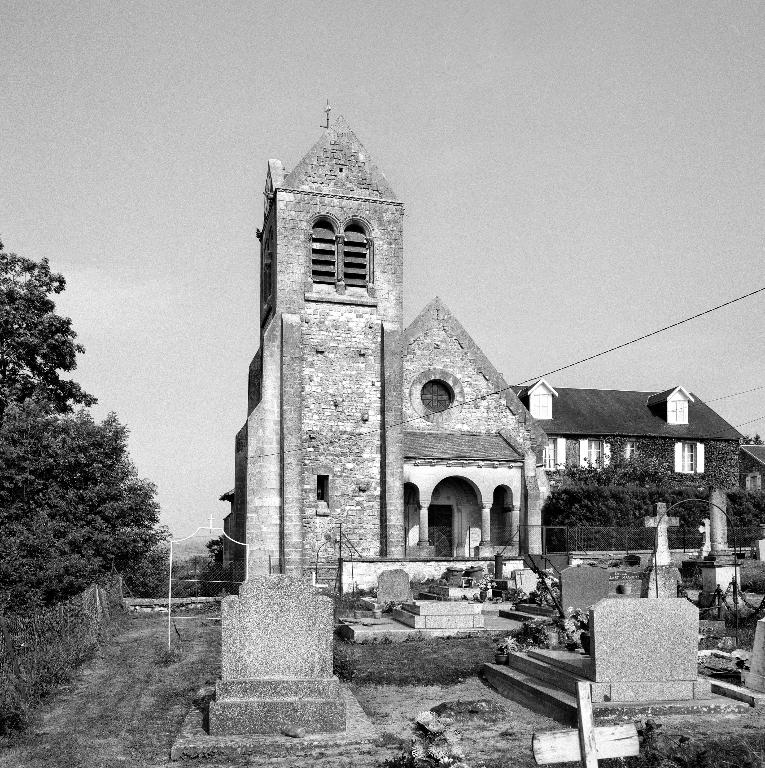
[589,597,708,702]
[513,568,538,594]
[644,504,680,598]
[745,617,765,692]
[758,539,765,562]
[377,568,410,605]
[560,566,610,611]
[608,570,642,598]
[209,575,346,735]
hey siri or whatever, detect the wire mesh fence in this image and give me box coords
[0,577,123,734]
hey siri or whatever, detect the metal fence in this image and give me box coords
[0,578,122,730]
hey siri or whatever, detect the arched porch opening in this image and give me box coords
[490,485,515,548]
[429,476,482,558]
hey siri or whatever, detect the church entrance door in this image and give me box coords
[429,505,453,557]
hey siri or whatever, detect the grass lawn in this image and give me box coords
[4,610,765,767]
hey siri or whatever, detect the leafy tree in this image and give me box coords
[0,401,165,611]
[744,433,764,445]
[0,242,95,423]
[206,535,224,564]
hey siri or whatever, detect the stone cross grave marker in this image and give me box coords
[644,504,680,598]
[209,575,346,736]
[560,566,610,612]
[377,568,411,605]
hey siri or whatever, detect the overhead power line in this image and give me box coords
[243,285,765,460]
[707,385,765,403]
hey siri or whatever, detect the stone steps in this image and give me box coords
[506,652,582,695]
[484,655,751,724]
[483,662,578,725]
[498,606,554,622]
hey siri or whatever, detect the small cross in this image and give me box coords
[323,99,332,129]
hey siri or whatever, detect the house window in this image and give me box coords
[421,380,453,413]
[624,441,636,460]
[311,220,337,284]
[588,439,604,465]
[543,439,556,470]
[342,222,369,287]
[668,398,688,425]
[681,442,696,473]
[531,393,552,419]
[746,473,762,491]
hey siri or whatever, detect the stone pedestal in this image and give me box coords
[644,565,680,599]
[209,575,346,736]
[391,601,484,629]
[745,617,765,692]
[700,561,740,593]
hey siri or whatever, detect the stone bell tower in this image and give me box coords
[238,117,405,576]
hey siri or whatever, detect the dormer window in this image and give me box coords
[647,386,694,425]
[668,399,687,424]
[525,378,558,420]
[311,219,337,284]
[531,393,551,419]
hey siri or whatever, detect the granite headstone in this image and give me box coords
[560,566,610,611]
[588,597,707,702]
[377,568,411,605]
[209,575,346,735]
[745,617,765,692]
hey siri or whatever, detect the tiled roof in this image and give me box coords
[404,431,523,461]
[742,445,765,466]
[513,387,741,440]
[219,489,235,501]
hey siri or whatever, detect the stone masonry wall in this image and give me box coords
[403,325,529,442]
[274,189,404,567]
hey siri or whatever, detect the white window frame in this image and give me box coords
[531,393,552,420]
[543,438,556,470]
[668,399,688,425]
[746,473,762,491]
[624,441,636,460]
[588,439,604,465]
[681,442,695,473]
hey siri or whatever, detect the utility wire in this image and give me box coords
[243,285,765,460]
[706,385,765,403]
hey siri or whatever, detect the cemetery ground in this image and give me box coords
[4,612,765,768]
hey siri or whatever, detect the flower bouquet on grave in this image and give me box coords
[474,575,496,602]
[411,711,470,768]
[553,607,590,651]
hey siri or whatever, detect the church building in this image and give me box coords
[223,117,742,580]
[228,117,550,578]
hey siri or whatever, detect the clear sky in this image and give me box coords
[2,1,763,537]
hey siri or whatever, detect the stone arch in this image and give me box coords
[491,484,515,547]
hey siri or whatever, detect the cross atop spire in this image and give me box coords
[323,99,332,130]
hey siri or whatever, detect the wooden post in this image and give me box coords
[576,681,598,768]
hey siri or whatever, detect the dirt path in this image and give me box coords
[0,612,221,768]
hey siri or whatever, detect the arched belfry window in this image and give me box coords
[342,222,369,287]
[311,220,336,284]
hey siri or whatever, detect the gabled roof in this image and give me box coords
[645,386,695,407]
[282,116,397,199]
[742,445,765,467]
[404,297,548,452]
[219,489,235,502]
[516,378,558,399]
[510,386,741,440]
[404,431,522,462]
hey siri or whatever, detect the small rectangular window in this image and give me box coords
[317,474,329,502]
[588,439,603,465]
[543,439,556,470]
[681,442,696,473]
[625,441,636,460]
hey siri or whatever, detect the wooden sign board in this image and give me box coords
[533,683,639,766]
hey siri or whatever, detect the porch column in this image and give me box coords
[417,503,430,546]
[479,502,492,545]
[508,505,521,556]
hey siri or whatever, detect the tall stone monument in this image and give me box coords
[644,503,680,598]
[209,575,346,735]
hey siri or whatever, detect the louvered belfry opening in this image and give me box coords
[342,222,368,287]
[311,220,336,284]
